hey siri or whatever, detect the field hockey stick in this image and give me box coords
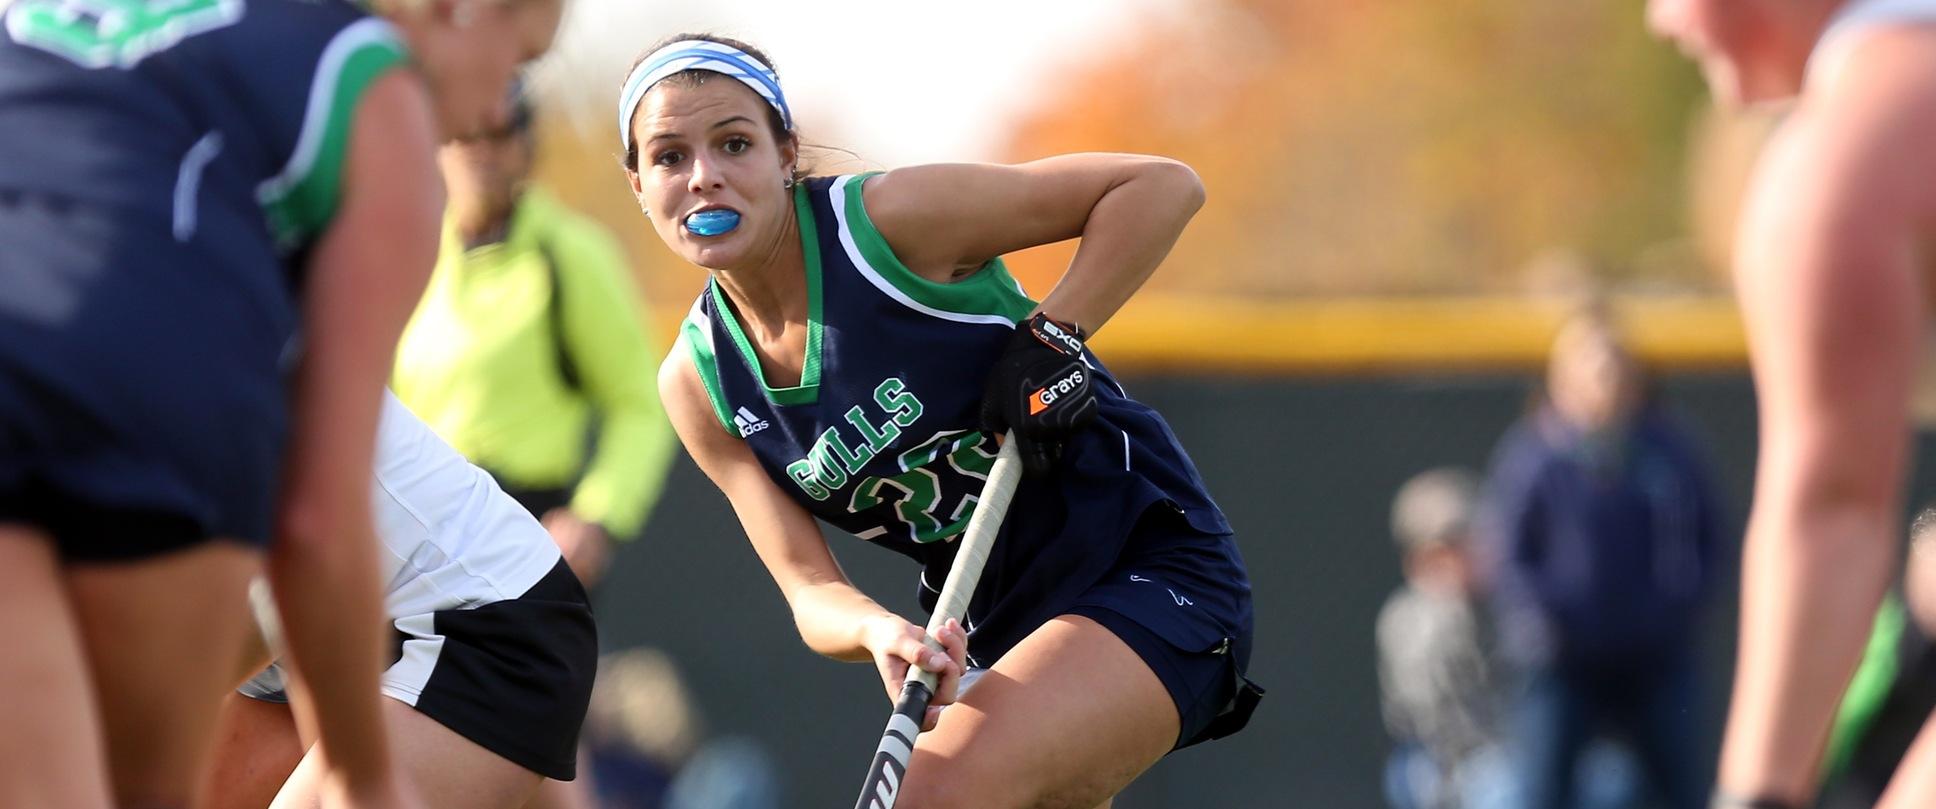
[851,432,1023,809]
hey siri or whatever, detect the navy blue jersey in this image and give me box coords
[0,0,408,311]
[680,173,1232,663]
[0,0,408,548]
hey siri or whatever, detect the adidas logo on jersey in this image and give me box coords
[734,407,770,437]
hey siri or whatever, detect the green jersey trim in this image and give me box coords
[679,300,736,434]
[256,17,406,249]
[829,172,1036,326]
[1825,593,1907,779]
[705,182,824,406]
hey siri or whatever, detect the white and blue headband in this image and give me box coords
[617,39,793,154]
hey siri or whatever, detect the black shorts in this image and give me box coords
[1066,505,1264,750]
[242,559,598,780]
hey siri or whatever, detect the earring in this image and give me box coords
[782,176,794,190]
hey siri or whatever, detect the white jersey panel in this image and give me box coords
[373,392,560,617]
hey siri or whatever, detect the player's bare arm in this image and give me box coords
[271,67,441,808]
[658,348,967,726]
[1718,22,1936,805]
[861,155,1204,334]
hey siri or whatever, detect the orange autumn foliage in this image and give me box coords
[998,1,1708,298]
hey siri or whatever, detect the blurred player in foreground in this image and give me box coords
[624,34,1263,808]
[0,0,558,806]
[1647,0,1936,807]
[1818,508,1936,809]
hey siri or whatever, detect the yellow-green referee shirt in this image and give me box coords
[393,187,672,538]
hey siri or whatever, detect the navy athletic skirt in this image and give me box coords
[1068,503,1264,749]
[949,500,1265,750]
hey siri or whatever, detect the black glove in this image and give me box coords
[980,313,1099,476]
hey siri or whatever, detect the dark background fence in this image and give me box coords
[593,371,1932,807]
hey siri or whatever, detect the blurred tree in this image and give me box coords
[998,0,1709,298]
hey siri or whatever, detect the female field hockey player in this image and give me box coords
[621,35,1264,809]
[0,0,559,806]
[1647,1,1936,808]
[198,393,596,809]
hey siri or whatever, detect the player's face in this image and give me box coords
[1646,0,1819,105]
[417,0,562,141]
[628,80,798,272]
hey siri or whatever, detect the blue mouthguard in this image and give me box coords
[685,209,741,237]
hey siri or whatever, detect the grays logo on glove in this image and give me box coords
[980,313,1099,477]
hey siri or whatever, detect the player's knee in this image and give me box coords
[894,753,1011,809]
[890,772,971,809]
[896,760,1099,809]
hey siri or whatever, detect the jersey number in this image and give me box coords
[850,431,999,544]
[6,0,244,69]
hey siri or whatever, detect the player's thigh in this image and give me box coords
[900,614,1178,809]
[67,539,260,803]
[1876,714,1936,809]
[0,525,115,809]
[521,775,594,809]
[271,698,544,809]
[522,747,597,809]
[196,693,305,809]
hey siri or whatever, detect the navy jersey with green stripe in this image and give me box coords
[0,0,408,265]
[681,174,1232,663]
[0,1,409,548]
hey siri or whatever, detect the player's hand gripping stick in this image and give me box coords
[980,314,1098,477]
[851,435,1022,809]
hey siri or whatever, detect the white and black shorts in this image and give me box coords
[241,559,597,780]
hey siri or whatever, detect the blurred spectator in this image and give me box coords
[1818,508,1936,809]
[581,648,779,809]
[663,739,781,809]
[393,84,674,591]
[1378,468,1508,809]
[1481,307,1721,809]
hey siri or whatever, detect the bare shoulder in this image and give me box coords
[1740,27,1936,262]
[857,163,1003,281]
[328,69,442,255]
[859,163,991,219]
[349,68,438,180]
[858,155,1194,282]
[659,338,768,475]
[657,344,710,434]
[1799,24,1936,215]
